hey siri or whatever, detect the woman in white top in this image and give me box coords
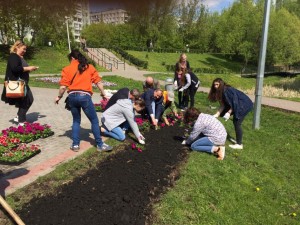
[178,68,200,109]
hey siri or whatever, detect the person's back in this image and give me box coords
[101,99,145,144]
[102,99,134,131]
[104,88,130,111]
[56,49,112,152]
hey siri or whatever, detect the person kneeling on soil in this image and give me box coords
[104,88,141,112]
[182,107,227,160]
[141,88,164,129]
[101,99,146,144]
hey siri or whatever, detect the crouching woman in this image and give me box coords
[183,107,227,160]
[101,99,146,144]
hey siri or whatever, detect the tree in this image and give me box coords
[0,0,79,45]
[214,0,263,65]
[267,8,300,66]
[125,0,178,49]
[177,0,200,48]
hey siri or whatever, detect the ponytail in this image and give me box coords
[68,49,89,73]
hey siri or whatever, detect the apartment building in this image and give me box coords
[70,2,90,43]
[90,9,129,24]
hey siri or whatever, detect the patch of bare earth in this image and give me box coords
[3,124,189,225]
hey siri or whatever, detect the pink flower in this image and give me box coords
[137,148,142,152]
[131,143,136,149]
[100,99,109,110]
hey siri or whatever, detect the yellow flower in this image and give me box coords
[291,212,297,217]
[256,187,260,191]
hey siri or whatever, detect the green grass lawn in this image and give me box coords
[127,50,246,73]
[4,77,300,225]
[0,47,107,75]
[149,73,300,102]
[0,75,143,93]
[149,73,288,89]
[152,93,300,225]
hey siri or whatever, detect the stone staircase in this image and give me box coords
[86,48,139,72]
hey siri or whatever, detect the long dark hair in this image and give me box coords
[68,49,89,74]
[208,78,230,102]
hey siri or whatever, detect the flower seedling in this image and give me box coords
[131,142,144,152]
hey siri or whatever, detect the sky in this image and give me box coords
[89,0,235,13]
[203,0,235,12]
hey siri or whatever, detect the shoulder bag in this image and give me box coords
[65,71,78,110]
[5,79,26,98]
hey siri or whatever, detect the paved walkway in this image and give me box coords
[1,66,300,197]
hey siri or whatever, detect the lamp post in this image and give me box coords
[65,16,71,53]
[253,0,271,129]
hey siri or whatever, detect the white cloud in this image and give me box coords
[202,0,234,12]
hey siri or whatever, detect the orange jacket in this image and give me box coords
[163,91,169,104]
[60,60,101,95]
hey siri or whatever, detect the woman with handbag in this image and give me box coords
[1,40,39,126]
[55,49,113,152]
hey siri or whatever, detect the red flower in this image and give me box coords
[100,99,109,110]
[131,143,136,149]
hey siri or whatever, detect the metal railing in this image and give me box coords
[87,48,125,71]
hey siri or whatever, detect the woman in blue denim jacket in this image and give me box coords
[208,78,253,149]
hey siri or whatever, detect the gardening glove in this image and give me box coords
[223,112,231,121]
[139,139,145,145]
[139,134,145,140]
[182,140,186,145]
[174,81,178,89]
[213,112,220,118]
[178,88,184,92]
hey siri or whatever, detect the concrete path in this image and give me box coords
[0,86,104,196]
[0,66,300,196]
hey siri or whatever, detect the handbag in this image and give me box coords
[65,71,78,111]
[64,97,71,110]
[5,79,26,98]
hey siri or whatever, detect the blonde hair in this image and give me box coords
[10,40,25,53]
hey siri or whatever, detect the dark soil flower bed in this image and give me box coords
[15,123,189,225]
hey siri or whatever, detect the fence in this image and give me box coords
[87,48,125,71]
[241,65,300,78]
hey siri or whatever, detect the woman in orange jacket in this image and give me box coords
[55,49,112,152]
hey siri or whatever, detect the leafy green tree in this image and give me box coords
[192,4,219,52]
[81,23,113,47]
[267,8,300,66]
[279,0,300,17]
[125,0,179,49]
[214,0,263,65]
[177,0,200,48]
[0,0,78,46]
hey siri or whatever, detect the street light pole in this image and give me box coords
[65,16,71,53]
[253,0,271,129]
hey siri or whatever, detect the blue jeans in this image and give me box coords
[151,101,163,120]
[102,126,125,141]
[190,137,214,153]
[68,93,103,147]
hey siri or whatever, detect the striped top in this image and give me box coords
[186,113,227,145]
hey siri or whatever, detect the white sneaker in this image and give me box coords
[13,116,19,122]
[217,146,225,160]
[229,144,243,150]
